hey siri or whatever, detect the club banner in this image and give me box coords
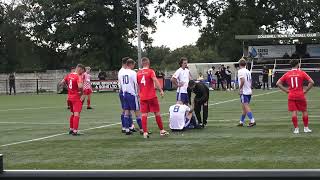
[248,45,296,58]
[91,80,119,92]
[306,44,320,57]
[91,77,164,92]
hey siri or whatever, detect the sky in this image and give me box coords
[1,0,202,50]
[149,14,201,50]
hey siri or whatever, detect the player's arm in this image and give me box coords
[171,69,183,87]
[304,72,314,94]
[239,77,245,94]
[152,76,164,97]
[276,78,289,94]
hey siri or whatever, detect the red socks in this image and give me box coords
[292,116,298,128]
[303,115,309,127]
[69,115,74,129]
[142,116,148,133]
[73,116,80,131]
[155,115,164,130]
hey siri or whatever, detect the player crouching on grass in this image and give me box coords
[83,66,93,109]
[276,59,314,134]
[169,101,198,131]
[60,64,86,136]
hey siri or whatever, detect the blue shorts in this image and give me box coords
[123,92,140,111]
[240,95,251,104]
[119,91,125,109]
[176,93,189,104]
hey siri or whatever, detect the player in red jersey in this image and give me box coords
[83,66,93,109]
[137,57,169,138]
[60,64,86,136]
[65,67,75,109]
[276,59,314,134]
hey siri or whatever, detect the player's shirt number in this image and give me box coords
[173,105,180,112]
[291,77,298,88]
[69,79,72,89]
[141,75,146,86]
[123,75,129,84]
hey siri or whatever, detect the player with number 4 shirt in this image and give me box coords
[137,57,169,138]
[277,59,314,134]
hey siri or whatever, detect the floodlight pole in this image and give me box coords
[137,0,142,69]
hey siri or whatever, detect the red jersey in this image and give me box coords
[64,73,83,100]
[279,69,312,100]
[137,68,157,101]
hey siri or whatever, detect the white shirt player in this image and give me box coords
[172,67,190,93]
[120,69,138,96]
[118,67,126,91]
[169,104,191,130]
[238,68,252,95]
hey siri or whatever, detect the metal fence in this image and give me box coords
[0,79,60,94]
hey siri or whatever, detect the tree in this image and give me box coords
[23,0,156,70]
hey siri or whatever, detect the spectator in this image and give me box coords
[283,52,290,59]
[225,66,232,91]
[262,65,269,90]
[8,72,16,95]
[197,72,204,82]
[207,66,215,89]
[98,70,107,80]
[215,66,225,90]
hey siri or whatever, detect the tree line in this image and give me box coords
[1,0,319,73]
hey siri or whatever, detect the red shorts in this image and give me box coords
[288,99,307,112]
[69,99,83,113]
[140,97,160,113]
[84,89,92,95]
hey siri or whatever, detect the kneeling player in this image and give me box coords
[169,101,197,131]
[276,59,314,134]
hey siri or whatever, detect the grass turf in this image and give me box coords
[0,88,320,169]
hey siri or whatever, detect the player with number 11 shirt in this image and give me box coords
[137,57,169,138]
[276,59,314,134]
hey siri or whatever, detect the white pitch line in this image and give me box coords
[0,90,279,148]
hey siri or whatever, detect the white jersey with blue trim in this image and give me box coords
[118,67,126,91]
[120,69,138,96]
[238,67,252,95]
[172,67,190,93]
[169,104,190,130]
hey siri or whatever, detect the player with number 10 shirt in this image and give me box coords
[137,57,169,138]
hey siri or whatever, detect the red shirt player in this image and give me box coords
[83,66,93,109]
[137,57,169,138]
[60,64,85,136]
[276,59,314,134]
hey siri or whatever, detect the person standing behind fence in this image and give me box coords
[225,66,232,91]
[83,67,93,109]
[262,65,269,90]
[215,67,225,90]
[8,72,16,95]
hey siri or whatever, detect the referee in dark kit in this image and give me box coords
[188,80,209,128]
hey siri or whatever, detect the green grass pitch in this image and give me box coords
[1,88,320,169]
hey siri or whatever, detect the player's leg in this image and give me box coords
[72,100,83,136]
[202,101,208,127]
[123,93,133,135]
[243,95,255,127]
[86,90,92,109]
[300,100,311,133]
[194,100,202,126]
[119,91,126,133]
[140,100,150,138]
[288,100,299,134]
[238,103,246,126]
[150,97,169,136]
[68,101,74,134]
